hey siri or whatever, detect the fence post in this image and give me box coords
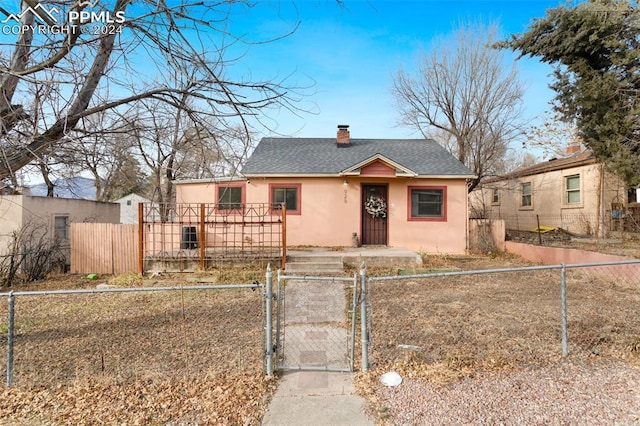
[281,204,287,271]
[360,262,369,371]
[560,264,568,357]
[265,264,274,376]
[137,203,144,275]
[7,292,15,387]
[350,273,358,372]
[199,204,206,271]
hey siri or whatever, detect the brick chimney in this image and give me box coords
[566,144,581,155]
[337,124,350,147]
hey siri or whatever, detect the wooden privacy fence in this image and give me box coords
[70,223,138,275]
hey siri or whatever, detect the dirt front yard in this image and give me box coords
[0,273,276,425]
[0,254,639,425]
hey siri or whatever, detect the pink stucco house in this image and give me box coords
[175,125,475,254]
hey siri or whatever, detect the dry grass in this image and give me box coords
[0,272,274,425]
[356,254,640,405]
[1,255,639,424]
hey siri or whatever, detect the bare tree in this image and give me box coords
[0,1,306,183]
[0,222,64,287]
[523,112,581,160]
[392,22,525,191]
[56,111,145,201]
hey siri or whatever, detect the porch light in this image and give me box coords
[343,179,348,186]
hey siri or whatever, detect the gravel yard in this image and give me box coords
[368,360,640,425]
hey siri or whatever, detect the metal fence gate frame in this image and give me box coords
[263,265,370,374]
[277,272,358,372]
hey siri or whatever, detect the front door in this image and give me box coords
[361,184,388,245]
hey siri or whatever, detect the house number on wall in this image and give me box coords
[344,189,348,203]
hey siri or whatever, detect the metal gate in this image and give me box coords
[273,272,359,372]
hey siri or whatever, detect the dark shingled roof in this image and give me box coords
[241,137,475,177]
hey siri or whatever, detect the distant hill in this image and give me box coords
[29,176,96,200]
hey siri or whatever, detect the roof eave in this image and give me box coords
[485,157,598,182]
[173,176,248,185]
[415,174,477,179]
[242,173,475,179]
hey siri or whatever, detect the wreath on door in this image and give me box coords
[365,195,387,218]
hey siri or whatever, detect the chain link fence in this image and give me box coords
[367,261,640,370]
[482,211,640,238]
[2,260,639,388]
[0,283,263,387]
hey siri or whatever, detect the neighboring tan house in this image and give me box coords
[174,125,475,254]
[470,147,629,236]
[0,195,120,270]
[114,193,156,224]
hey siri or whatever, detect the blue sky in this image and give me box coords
[223,0,566,140]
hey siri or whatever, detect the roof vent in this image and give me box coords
[337,124,350,147]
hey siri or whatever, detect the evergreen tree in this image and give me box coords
[500,0,640,185]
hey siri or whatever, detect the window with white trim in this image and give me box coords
[565,174,580,204]
[521,182,532,207]
[492,188,499,205]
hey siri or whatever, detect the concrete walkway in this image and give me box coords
[262,250,382,425]
[261,371,373,425]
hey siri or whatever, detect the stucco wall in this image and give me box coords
[22,196,120,227]
[505,241,640,283]
[0,195,25,257]
[0,195,120,261]
[505,241,634,264]
[384,178,468,254]
[175,176,469,254]
[175,181,217,204]
[473,163,626,235]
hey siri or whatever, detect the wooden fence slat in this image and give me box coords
[71,223,137,275]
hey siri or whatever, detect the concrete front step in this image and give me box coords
[284,269,346,275]
[286,255,346,263]
[285,261,344,274]
[284,257,345,274]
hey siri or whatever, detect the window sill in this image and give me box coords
[408,216,447,222]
